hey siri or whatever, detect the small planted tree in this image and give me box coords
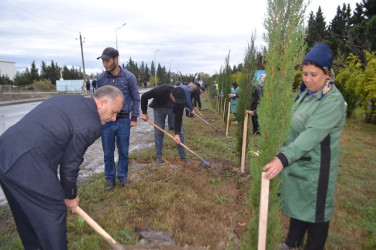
[243,0,306,248]
[235,32,258,155]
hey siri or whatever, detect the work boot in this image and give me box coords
[156,156,164,163]
[181,157,190,163]
[106,181,116,191]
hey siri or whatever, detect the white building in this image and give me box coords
[0,58,16,80]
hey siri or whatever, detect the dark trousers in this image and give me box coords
[0,173,67,250]
[285,217,330,250]
[251,114,260,135]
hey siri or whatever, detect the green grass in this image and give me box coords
[0,92,375,249]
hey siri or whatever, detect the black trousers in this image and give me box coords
[251,114,260,135]
[0,173,67,250]
[285,217,330,250]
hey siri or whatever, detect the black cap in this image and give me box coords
[97,47,119,60]
[171,87,185,105]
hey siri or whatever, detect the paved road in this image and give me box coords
[0,89,157,206]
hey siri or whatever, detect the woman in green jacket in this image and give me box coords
[263,43,347,249]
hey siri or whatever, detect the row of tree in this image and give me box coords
[206,0,375,247]
[0,57,210,88]
[210,0,375,124]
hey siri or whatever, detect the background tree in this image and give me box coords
[337,51,376,122]
[305,7,328,48]
[30,61,39,82]
[328,4,352,58]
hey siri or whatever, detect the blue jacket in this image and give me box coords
[177,84,194,112]
[97,67,140,121]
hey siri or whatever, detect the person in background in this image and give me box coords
[85,79,91,94]
[91,78,97,92]
[96,47,140,191]
[179,82,196,119]
[140,84,189,163]
[228,81,240,115]
[263,43,346,250]
[0,86,124,250]
[192,87,205,111]
[246,74,265,135]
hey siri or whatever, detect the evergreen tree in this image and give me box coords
[305,11,316,48]
[305,7,328,49]
[40,61,47,80]
[328,4,352,58]
[145,64,151,82]
[243,0,306,248]
[235,32,258,157]
[150,61,155,77]
[221,51,232,122]
[30,61,39,82]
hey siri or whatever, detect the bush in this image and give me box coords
[32,79,55,91]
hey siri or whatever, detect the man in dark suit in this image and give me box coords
[0,85,124,250]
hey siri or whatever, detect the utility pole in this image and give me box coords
[77,32,86,81]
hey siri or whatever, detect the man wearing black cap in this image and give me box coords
[140,84,188,163]
[97,47,140,191]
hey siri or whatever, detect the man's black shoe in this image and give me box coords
[156,156,164,163]
[106,181,116,191]
[181,157,190,163]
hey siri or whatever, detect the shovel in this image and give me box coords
[76,206,123,250]
[194,107,205,118]
[146,119,210,167]
[185,107,220,133]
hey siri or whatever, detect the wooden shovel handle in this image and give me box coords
[146,119,205,162]
[76,206,118,246]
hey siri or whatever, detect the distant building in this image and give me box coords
[0,58,16,80]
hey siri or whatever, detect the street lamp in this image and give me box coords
[154,49,159,87]
[115,22,127,50]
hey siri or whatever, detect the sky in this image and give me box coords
[0,0,360,77]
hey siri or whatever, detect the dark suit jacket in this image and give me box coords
[0,95,102,200]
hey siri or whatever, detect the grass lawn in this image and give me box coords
[0,92,375,249]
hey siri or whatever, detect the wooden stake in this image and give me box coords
[222,98,226,120]
[225,102,231,138]
[218,97,221,114]
[258,172,270,250]
[240,113,249,173]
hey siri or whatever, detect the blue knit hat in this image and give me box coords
[303,43,332,70]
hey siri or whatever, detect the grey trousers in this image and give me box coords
[153,107,186,158]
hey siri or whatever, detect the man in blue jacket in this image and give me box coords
[97,47,140,191]
[178,82,196,118]
[0,85,124,250]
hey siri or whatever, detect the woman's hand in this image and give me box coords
[263,157,283,179]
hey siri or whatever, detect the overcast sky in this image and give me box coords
[0,0,360,76]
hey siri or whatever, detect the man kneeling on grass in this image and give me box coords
[141,84,189,163]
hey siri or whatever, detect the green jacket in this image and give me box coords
[277,84,346,223]
[230,87,240,113]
